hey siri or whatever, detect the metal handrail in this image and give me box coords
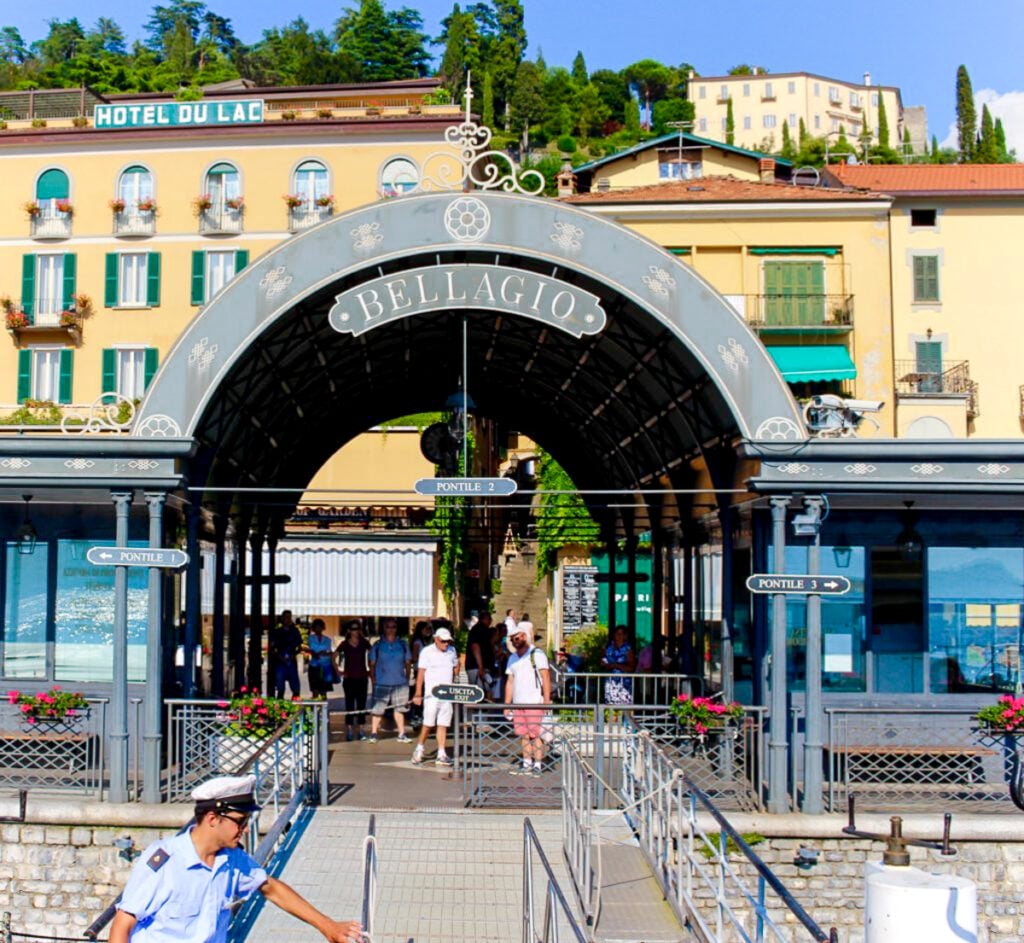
[522,817,588,943]
[549,668,704,701]
[361,815,378,940]
[234,715,301,775]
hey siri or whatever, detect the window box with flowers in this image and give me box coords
[976,696,1024,809]
[55,200,73,216]
[136,198,157,214]
[5,308,29,332]
[211,688,305,774]
[315,194,335,210]
[283,194,305,209]
[23,201,41,219]
[193,194,214,215]
[109,198,126,214]
[669,694,745,755]
[6,687,89,730]
[225,196,245,212]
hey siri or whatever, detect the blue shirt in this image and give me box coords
[369,638,411,687]
[307,633,333,667]
[118,827,268,943]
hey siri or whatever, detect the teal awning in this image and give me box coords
[36,168,69,200]
[767,345,857,382]
[750,247,840,257]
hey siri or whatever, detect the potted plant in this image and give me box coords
[192,193,213,215]
[23,201,41,218]
[72,115,89,128]
[7,687,89,727]
[55,199,73,216]
[212,687,304,773]
[225,195,244,211]
[283,194,305,209]
[669,693,745,751]
[74,293,93,316]
[5,309,28,330]
[315,194,335,209]
[281,109,298,121]
[137,197,157,213]
[59,311,80,328]
[316,108,333,119]
[109,198,126,213]
[977,696,1024,734]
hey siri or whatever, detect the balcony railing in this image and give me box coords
[743,293,853,330]
[199,207,244,234]
[895,359,979,417]
[113,210,156,236]
[30,211,72,239]
[288,204,333,232]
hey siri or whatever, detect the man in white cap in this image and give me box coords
[409,626,459,766]
[504,621,552,777]
[109,775,362,943]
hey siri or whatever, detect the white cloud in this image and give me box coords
[940,89,1024,156]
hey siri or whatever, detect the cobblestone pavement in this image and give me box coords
[245,807,580,943]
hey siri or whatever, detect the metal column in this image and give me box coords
[625,528,638,642]
[266,525,279,696]
[767,496,790,814]
[720,506,735,704]
[212,513,228,697]
[229,517,248,691]
[802,497,826,814]
[680,538,695,674]
[109,491,132,804]
[247,528,265,690]
[142,492,165,804]
[650,528,665,672]
[183,503,201,697]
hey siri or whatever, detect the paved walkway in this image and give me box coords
[246,808,579,943]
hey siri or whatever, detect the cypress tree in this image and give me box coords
[780,120,795,161]
[931,135,939,162]
[482,69,494,128]
[798,117,807,147]
[725,97,734,145]
[571,50,587,86]
[903,127,911,158]
[977,104,997,162]
[995,117,1009,162]
[624,94,641,137]
[955,64,976,162]
[876,94,889,147]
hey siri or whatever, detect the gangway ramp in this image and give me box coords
[242,807,580,943]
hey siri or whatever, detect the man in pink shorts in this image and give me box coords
[504,621,551,777]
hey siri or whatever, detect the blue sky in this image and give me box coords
[7,0,1024,150]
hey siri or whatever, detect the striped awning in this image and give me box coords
[201,538,437,617]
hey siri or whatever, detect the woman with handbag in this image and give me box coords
[306,619,336,700]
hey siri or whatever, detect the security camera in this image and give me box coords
[841,398,884,413]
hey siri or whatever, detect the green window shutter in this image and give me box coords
[36,169,69,200]
[191,251,205,305]
[58,349,73,404]
[105,253,119,307]
[913,256,939,302]
[146,252,161,307]
[101,348,117,394]
[21,254,35,320]
[62,253,77,310]
[234,249,249,272]
[915,341,943,393]
[17,350,31,403]
[144,348,159,389]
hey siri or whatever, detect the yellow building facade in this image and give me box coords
[687,71,903,154]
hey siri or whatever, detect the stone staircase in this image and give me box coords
[492,541,549,628]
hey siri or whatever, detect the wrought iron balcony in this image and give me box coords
[895,360,979,417]
[743,294,853,331]
[113,210,156,236]
[30,211,72,239]
[199,207,244,234]
[288,204,333,232]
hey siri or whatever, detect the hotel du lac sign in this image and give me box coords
[328,264,608,339]
[93,98,265,129]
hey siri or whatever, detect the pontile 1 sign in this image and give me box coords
[94,99,265,129]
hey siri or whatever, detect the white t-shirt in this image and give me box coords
[505,646,550,705]
[418,642,458,697]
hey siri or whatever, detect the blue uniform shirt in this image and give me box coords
[117,826,268,943]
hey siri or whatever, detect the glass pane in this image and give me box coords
[3,542,49,678]
[54,539,148,682]
[928,547,1024,693]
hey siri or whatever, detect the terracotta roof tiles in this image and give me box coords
[564,174,885,204]
[827,163,1024,194]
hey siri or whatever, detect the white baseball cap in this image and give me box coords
[508,620,533,638]
[434,627,453,641]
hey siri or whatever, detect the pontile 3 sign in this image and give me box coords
[94,99,265,129]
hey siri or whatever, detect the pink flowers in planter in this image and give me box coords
[978,695,1024,733]
[669,692,745,735]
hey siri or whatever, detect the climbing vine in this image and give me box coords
[428,426,474,608]
[534,449,601,582]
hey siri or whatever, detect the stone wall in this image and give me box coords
[0,822,177,938]
[703,835,1023,943]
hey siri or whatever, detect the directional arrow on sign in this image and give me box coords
[86,547,190,569]
[745,574,852,596]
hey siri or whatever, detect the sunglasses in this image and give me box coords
[220,813,251,829]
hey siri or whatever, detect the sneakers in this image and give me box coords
[435,753,454,767]
[366,734,378,744]
[411,746,424,765]
[510,763,532,776]
[532,762,545,777]
[396,733,412,743]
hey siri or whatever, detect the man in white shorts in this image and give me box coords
[410,627,459,766]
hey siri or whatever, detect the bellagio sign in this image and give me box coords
[328,264,607,338]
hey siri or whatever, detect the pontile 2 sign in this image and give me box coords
[94,99,264,129]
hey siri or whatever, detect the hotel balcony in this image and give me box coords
[741,294,854,332]
[895,360,979,418]
[199,207,244,235]
[30,211,72,240]
[113,210,156,237]
[288,204,333,232]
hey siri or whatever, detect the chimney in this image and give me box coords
[688,69,695,80]
[758,158,776,183]
[556,160,578,198]
[752,67,759,75]
[864,71,872,87]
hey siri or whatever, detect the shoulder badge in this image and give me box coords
[147,848,170,871]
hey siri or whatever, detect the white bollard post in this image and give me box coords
[865,862,977,942]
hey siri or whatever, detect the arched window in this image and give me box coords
[204,162,240,211]
[36,169,70,215]
[117,165,154,211]
[379,158,419,197]
[293,160,329,204]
